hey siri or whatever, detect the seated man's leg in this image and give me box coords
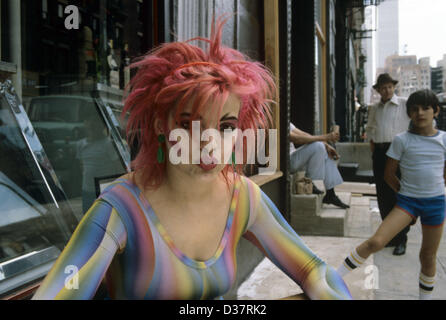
[290,142,326,195]
[323,157,343,191]
[290,142,326,179]
[322,158,350,209]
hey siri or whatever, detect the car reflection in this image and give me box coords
[27,95,126,214]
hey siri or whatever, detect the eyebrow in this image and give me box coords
[220,113,238,122]
[180,112,238,121]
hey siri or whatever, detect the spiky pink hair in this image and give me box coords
[123,17,276,190]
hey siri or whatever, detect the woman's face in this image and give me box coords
[163,93,241,177]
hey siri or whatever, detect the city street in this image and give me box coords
[237,182,446,300]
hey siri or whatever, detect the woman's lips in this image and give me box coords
[198,155,218,171]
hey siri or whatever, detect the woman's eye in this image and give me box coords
[179,121,190,130]
[220,123,236,132]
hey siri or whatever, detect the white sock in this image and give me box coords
[419,272,435,300]
[337,249,366,278]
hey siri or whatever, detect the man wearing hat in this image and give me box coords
[366,73,411,256]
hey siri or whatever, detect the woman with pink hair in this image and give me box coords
[33,18,351,300]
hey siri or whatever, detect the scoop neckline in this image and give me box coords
[118,175,242,269]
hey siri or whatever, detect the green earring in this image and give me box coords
[157,134,165,163]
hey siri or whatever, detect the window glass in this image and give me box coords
[27,95,127,216]
[0,0,155,297]
[0,93,77,295]
[315,35,323,135]
[314,0,326,135]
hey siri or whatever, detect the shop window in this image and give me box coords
[0,0,160,298]
[42,0,48,19]
[315,0,327,135]
[0,83,78,297]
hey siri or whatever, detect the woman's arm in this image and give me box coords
[32,200,127,299]
[384,157,400,193]
[243,182,352,300]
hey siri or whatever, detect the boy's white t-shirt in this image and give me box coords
[386,130,446,198]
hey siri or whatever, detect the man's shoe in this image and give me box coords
[393,243,406,256]
[322,194,350,209]
[385,240,399,248]
[312,185,324,195]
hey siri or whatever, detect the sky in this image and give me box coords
[399,0,446,67]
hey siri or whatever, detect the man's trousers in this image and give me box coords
[372,143,410,245]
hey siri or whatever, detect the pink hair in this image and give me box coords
[123,16,276,190]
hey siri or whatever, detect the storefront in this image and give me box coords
[0,0,283,299]
[0,0,164,299]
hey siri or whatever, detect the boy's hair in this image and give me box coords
[122,16,276,190]
[406,89,440,116]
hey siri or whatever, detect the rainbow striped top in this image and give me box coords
[33,175,351,300]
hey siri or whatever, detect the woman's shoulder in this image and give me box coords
[236,174,264,205]
[97,173,139,203]
[237,174,260,191]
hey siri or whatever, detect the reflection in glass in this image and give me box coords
[0,95,75,289]
[28,95,126,215]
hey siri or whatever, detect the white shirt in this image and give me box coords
[386,131,446,198]
[290,123,297,154]
[365,95,410,143]
[289,122,306,154]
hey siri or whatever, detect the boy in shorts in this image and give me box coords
[336,89,445,300]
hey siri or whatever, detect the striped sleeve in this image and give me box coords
[32,200,127,300]
[242,180,352,300]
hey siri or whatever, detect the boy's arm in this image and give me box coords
[443,161,446,184]
[384,157,400,193]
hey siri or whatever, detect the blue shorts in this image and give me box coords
[396,194,446,227]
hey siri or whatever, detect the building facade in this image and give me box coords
[0,0,368,299]
[381,54,431,98]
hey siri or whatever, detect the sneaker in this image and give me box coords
[323,194,350,209]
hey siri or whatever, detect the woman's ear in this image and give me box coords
[153,117,164,136]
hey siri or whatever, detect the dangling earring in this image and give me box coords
[157,134,165,163]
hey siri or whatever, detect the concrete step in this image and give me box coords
[290,193,323,217]
[290,192,350,237]
[335,182,376,196]
[338,162,360,182]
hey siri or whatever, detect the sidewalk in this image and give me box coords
[237,182,446,300]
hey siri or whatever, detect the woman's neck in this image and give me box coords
[161,166,231,205]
